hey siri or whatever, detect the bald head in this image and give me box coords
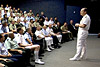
[48,24,52,28]
[43,25,47,30]
[9,33,14,40]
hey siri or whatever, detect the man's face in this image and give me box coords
[37,14,39,17]
[80,8,86,16]
[20,29,24,34]
[10,33,15,39]
[28,29,32,33]
[43,26,47,30]
[6,5,8,7]
[12,21,15,24]
[37,27,40,30]
[70,20,73,24]
[1,5,3,7]
[1,35,5,42]
[49,24,52,28]
[41,12,44,15]
[3,22,8,27]
[50,18,53,21]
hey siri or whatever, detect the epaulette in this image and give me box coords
[85,16,87,18]
[7,39,9,41]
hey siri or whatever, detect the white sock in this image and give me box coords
[34,51,39,61]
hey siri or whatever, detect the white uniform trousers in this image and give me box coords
[45,37,53,46]
[56,35,62,43]
[74,30,88,59]
[25,44,39,49]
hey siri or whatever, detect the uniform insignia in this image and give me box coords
[85,16,87,18]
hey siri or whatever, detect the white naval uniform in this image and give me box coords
[43,20,49,26]
[73,14,91,59]
[35,30,53,46]
[41,29,53,46]
[14,33,38,49]
[46,27,62,43]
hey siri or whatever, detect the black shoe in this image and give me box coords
[26,63,35,67]
[72,38,74,40]
[57,45,62,48]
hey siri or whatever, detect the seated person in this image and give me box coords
[0,34,22,67]
[41,26,54,51]
[43,17,49,26]
[0,21,11,35]
[9,20,17,33]
[15,28,44,65]
[46,24,62,48]
[61,22,74,41]
[4,32,34,67]
[48,17,54,25]
[68,20,77,37]
[33,18,41,28]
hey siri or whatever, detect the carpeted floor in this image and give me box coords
[35,35,100,67]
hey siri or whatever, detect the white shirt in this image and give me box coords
[79,14,91,31]
[43,20,49,26]
[41,29,49,36]
[49,20,54,25]
[24,32,32,44]
[7,12,10,17]
[20,17,25,21]
[14,33,27,45]
[20,22,29,28]
[5,7,10,11]
[14,16,19,21]
[35,30,45,40]
[46,27,55,35]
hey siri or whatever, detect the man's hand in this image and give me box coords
[3,59,12,62]
[75,23,79,27]
[18,50,23,54]
[7,53,12,57]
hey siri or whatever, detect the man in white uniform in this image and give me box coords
[46,24,62,48]
[35,26,54,52]
[15,28,45,65]
[41,25,54,51]
[69,8,91,61]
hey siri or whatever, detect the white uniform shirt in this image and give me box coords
[49,20,54,25]
[24,32,32,44]
[79,14,91,31]
[15,33,27,45]
[43,20,49,26]
[5,7,10,11]
[41,29,49,36]
[14,16,19,21]
[20,17,25,21]
[46,27,55,35]
[35,30,45,40]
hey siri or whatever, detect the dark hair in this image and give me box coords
[30,19,33,22]
[17,28,22,33]
[0,34,2,39]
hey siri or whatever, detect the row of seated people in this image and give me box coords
[0,20,76,67]
[0,4,78,67]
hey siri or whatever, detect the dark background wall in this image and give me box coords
[66,5,82,25]
[16,0,66,24]
[0,0,100,33]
